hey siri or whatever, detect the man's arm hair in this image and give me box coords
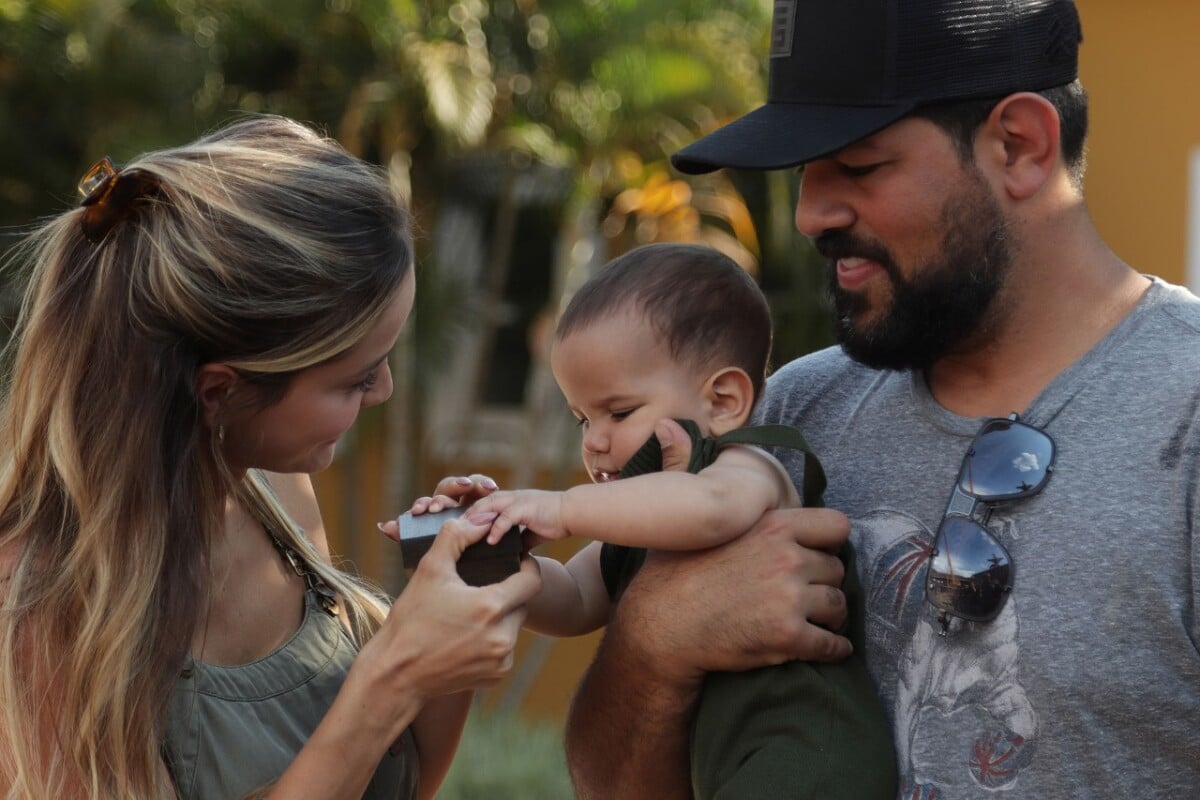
[564,607,698,799]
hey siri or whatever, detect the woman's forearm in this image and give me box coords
[266,655,423,799]
[412,691,474,800]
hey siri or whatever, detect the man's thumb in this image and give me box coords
[655,418,692,472]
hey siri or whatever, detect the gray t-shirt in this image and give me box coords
[756,278,1200,799]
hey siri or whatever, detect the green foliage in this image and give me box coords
[437,707,574,799]
[0,0,777,243]
[0,0,833,520]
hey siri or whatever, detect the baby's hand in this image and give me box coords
[470,490,568,544]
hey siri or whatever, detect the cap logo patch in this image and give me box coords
[770,0,796,59]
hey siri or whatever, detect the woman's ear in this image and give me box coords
[194,363,240,428]
[703,367,756,436]
[977,92,1062,201]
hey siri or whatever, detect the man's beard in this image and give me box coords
[819,173,1013,371]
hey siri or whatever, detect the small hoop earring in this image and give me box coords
[217,424,225,444]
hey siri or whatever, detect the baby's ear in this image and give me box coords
[703,367,755,436]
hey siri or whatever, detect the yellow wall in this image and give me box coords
[1079,1,1200,283]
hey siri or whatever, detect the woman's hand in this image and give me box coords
[376,474,501,539]
[409,474,499,515]
[269,514,541,800]
[359,512,541,704]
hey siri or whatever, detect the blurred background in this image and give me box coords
[2,1,1197,795]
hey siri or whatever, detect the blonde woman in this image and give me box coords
[0,116,539,799]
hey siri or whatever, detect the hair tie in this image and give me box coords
[77,156,162,244]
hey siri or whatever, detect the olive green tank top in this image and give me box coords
[163,538,419,799]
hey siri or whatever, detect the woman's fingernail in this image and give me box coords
[468,511,498,525]
[455,476,473,485]
[483,478,498,490]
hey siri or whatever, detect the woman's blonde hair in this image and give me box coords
[0,116,411,798]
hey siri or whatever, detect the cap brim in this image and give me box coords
[670,101,918,175]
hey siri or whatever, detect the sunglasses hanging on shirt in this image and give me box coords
[925,413,1056,636]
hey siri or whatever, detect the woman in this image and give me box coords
[0,116,539,799]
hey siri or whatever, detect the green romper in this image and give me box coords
[599,420,897,800]
[163,534,419,800]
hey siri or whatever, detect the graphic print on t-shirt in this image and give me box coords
[852,509,1038,797]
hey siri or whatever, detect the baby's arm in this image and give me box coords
[476,445,795,551]
[527,542,611,637]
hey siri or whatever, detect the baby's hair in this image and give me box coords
[556,243,772,398]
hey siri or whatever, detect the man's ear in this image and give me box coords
[703,367,755,436]
[976,92,1062,201]
[194,363,240,427]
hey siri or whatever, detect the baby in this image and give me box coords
[463,242,897,798]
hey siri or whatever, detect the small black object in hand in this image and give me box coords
[395,507,522,586]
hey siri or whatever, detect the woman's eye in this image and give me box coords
[352,371,378,393]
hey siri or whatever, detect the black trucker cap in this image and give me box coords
[671,0,1082,175]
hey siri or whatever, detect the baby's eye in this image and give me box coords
[574,416,588,428]
[611,408,635,421]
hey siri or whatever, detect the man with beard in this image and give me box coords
[564,1,1200,798]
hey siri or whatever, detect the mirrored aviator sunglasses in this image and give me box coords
[925,414,1055,636]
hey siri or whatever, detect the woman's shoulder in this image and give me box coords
[259,471,332,561]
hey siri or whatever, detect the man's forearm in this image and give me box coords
[564,620,700,799]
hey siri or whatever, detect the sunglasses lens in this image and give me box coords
[958,419,1054,501]
[926,515,1013,622]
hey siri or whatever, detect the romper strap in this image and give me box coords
[619,418,827,508]
[713,423,827,509]
[266,531,339,617]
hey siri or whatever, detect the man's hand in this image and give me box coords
[620,507,851,681]
[641,417,852,674]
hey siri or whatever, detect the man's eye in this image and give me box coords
[839,162,880,177]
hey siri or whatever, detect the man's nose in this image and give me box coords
[794,162,856,239]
